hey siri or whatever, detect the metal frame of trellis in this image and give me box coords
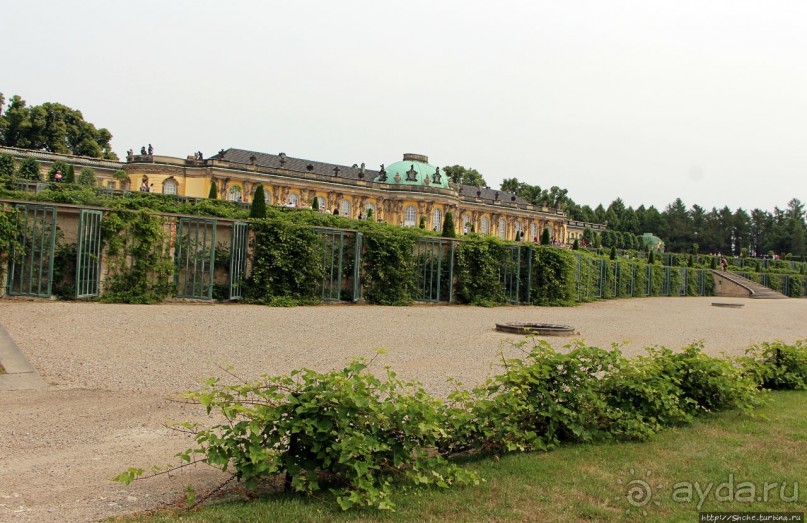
[413,237,455,303]
[229,222,249,300]
[6,204,57,297]
[75,209,103,299]
[174,217,217,300]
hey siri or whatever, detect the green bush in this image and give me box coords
[455,236,507,305]
[530,246,576,305]
[250,185,267,218]
[244,219,324,305]
[742,341,807,390]
[0,153,14,178]
[16,157,41,180]
[361,228,417,305]
[78,167,97,186]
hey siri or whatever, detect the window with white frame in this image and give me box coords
[228,185,242,201]
[498,218,507,239]
[480,217,489,234]
[163,178,178,195]
[288,193,299,207]
[404,206,417,226]
[515,221,522,240]
[433,208,442,231]
[461,214,471,233]
[340,199,351,217]
[531,223,538,241]
[364,202,375,217]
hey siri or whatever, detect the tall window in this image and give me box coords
[433,208,442,231]
[498,218,507,239]
[404,206,417,226]
[340,199,351,218]
[515,221,522,240]
[531,223,538,241]
[228,185,242,201]
[364,202,375,217]
[288,193,299,207]
[480,217,489,234]
[163,178,178,195]
[461,214,472,231]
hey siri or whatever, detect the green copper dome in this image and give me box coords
[374,153,450,189]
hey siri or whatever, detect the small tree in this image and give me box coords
[470,223,475,233]
[16,158,41,180]
[0,153,14,178]
[593,232,602,248]
[572,238,579,250]
[366,208,374,221]
[208,181,218,199]
[540,227,551,245]
[78,167,97,186]
[312,197,319,210]
[48,161,71,182]
[113,169,130,189]
[250,184,267,218]
[610,246,617,260]
[419,216,426,229]
[648,250,655,264]
[441,211,456,238]
[710,256,717,270]
[687,255,694,267]
[64,164,75,183]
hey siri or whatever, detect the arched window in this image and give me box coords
[433,208,442,231]
[288,193,299,207]
[228,184,242,201]
[515,221,522,240]
[531,223,538,242]
[498,218,507,239]
[461,214,472,233]
[162,178,178,195]
[364,202,375,216]
[404,205,417,227]
[340,199,351,218]
[480,217,490,234]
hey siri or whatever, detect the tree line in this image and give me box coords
[450,168,805,257]
[0,92,117,159]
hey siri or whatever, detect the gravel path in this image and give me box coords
[0,297,805,521]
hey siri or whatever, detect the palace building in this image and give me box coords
[1,145,605,242]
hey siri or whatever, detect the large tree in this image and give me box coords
[0,92,117,159]
[443,165,486,187]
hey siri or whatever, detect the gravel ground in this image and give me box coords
[0,297,805,522]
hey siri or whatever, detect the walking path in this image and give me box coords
[0,297,805,522]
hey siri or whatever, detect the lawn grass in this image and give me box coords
[124,391,806,522]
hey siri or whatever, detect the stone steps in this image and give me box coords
[713,270,788,299]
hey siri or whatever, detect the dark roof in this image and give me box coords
[210,148,378,181]
[210,147,532,206]
[457,184,531,206]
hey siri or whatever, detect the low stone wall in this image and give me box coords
[712,271,752,298]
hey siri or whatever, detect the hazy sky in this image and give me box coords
[3,0,805,212]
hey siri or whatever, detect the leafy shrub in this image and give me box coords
[16,157,41,180]
[119,356,479,511]
[244,219,324,305]
[361,228,417,305]
[454,236,507,305]
[742,341,807,390]
[530,246,576,305]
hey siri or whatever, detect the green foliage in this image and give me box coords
[609,246,616,260]
[530,246,576,305]
[208,181,217,199]
[441,211,456,238]
[572,238,579,250]
[419,215,426,229]
[361,228,417,305]
[0,153,13,178]
[311,196,319,211]
[100,210,174,303]
[455,236,508,305]
[16,157,41,180]
[118,340,807,511]
[48,161,71,182]
[244,220,324,305]
[444,165,486,187]
[365,207,373,221]
[165,357,478,510]
[742,341,807,390]
[648,250,655,264]
[540,227,550,245]
[77,167,96,186]
[0,93,117,158]
[250,185,267,218]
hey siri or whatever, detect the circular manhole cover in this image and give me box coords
[495,322,576,336]
[711,302,745,308]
